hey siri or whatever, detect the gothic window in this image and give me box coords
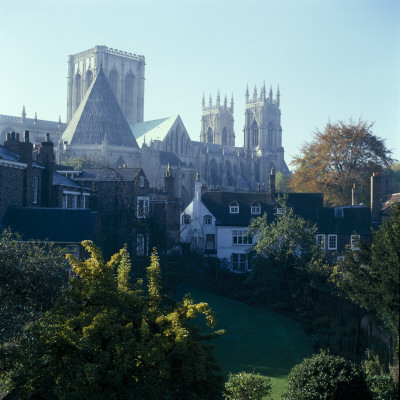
[181,135,185,154]
[109,70,118,96]
[175,128,179,153]
[75,73,82,105]
[268,122,274,147]
[225,160,234,186]
[209,158,219,186]
[86,70,93,90]
[125,73,134,120]
[222,127,227,145]
[251,120,259,147]
[207,127,213,143]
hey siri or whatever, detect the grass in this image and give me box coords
[187,289,313,399]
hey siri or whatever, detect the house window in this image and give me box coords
[251,205,261,215]
[137,197,149,218]
[351,234,360,250]
[231,253,247,272]
[276,208,285,215]
[230,205,239,214]
[316,234,325,249]
[32,176,38,204]
[72,194,78,209]
[204,215,212,225]
[139,176,145,188]
[182,214,191,225]
[233,230,252,245]
[328,234,337,250]
[334,207,344,218]
[62,194,68,208]
[66,245,79,259]
[80,195,88,209]
[136,234,145,256]
[206,234,215,250]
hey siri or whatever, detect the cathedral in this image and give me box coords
[0,45,289,206]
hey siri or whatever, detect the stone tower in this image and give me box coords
[200,91,235,146]
[67,46,145,125]
[244,83,282,152]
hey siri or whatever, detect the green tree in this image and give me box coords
[283,351,373,400]
[389,162,400,193]
[1,241,224,399]
[334,202,400,337]
[223,371,271,400]
[0,229,68,343]
[290,119,393,206]
[275,171,292,193]
[62,155,108,169]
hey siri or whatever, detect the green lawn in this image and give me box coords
[187,289,313,399]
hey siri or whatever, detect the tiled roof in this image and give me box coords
[0,144,23,162]
[62,67,138,148]
[130,117,177,147]
[1,208,96,243]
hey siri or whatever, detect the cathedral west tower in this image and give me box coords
[67,46,145,125]
[200,91,235,146]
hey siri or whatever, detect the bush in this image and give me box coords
[283,350,373,400]
[223,371,271,400]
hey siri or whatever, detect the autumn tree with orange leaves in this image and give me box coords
[289,119,393,206]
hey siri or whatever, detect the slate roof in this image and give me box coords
[52,171,83,189]
[62,67,138,148]
[159,151,182,167]
[2,208,96,242]
[0,144,45,168]
[201,191,324,227]
[316,206,374,234]
[130,116,178,147]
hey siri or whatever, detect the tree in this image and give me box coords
[389,162,400,193]
[62,155,108,169]
[0,229,68,343]
[290,119,393,206]
[223,371,271,400]
[283,351,373,400]
[334,202,400,337]
[1,241,224,399]
[275,171,292,193]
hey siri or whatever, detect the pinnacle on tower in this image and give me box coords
[269,85,273,101]
[245,85,249,103]
[216,90,220,108]
[230,93,234,112]
[202,93,205,109]
[224,94,227,109]
[209,94,212,108]
[22,105,26,120]
[260,81,266,101]
[253,85,257,102]
[276,85,280,106]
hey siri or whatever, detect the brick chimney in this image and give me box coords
[270,168,276,204]
[371,172,381,222]
[36,133,55,207]
[4,131,33,206]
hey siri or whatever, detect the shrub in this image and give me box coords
[223,371,272,400]
[283,350,373,400]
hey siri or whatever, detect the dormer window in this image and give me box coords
[229,201,239,214]
[276,208,284,215]
[251,202,261,215]
[139,175,145,188]
[204,215,212,225]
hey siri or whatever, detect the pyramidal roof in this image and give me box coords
[62,67,138,148]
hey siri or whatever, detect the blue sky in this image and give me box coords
[0,0,398,166]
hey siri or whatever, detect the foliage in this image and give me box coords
[275,171,292,193]
[290,119,393,206]
[361,350,399,400]
[283,350,373,400]
[389,162,400,193]
[1,242,224,399]
[334,202,400,336]
[0,229,68,343]
[62,155,108,169]
[223,371,272,400]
